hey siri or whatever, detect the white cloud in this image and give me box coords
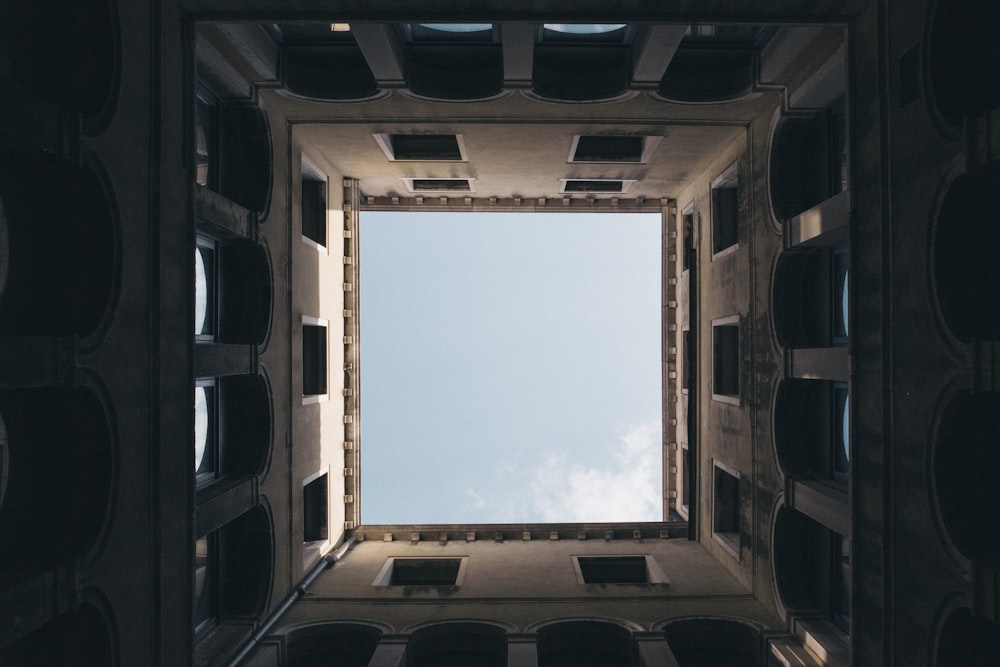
[522,421,662,522]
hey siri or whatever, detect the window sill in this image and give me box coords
[712,531,740,559]
[711,243,739,260]
[300,235,329,253]
[711,393,741,406]
[302,393,329,405]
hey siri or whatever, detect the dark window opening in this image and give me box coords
[194,534,218,634]
[682,210,694,271]
[682,448,691,509]
[195,241,217,339]
[301,177,327,246]
[390,558,462,585]
[303,323,328,396]
[303,474,329,543]
[831,534,851,632]
[577,556,648,584]
[572,135,643,162]
[713,323,740,398]
[682,329,692,391]
[711,182,738,253]
[832,248,849,343]
[391,134,462,160]
[563,179,625,193]
[195,87,218,188]
[411,179,471,191]
[194,382,218,486]
[713,466,740,551]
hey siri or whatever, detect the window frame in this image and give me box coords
[195,237,218,342]
[711,315,741,405]
[372,557,469,587]
[711,163,739,256]
[194,379,220,488]
[712,461,741,558]
[571,554,669,585]
[300,158,329,250]
[302,316,330,404]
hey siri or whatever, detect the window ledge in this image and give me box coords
[711,243,739,260]
[300,234,329,253]
[711,393,741,406]
[712,531,740,559]
[302,393,329,405]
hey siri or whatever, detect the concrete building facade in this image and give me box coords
[1,0,999,665]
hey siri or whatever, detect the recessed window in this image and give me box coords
[373,558,467,586]
[194,382,218,485]
[570,135,643,163]
[194,87,218,188]
[832,248,849,343]
[712,318,740,401]
[193,535,217,633]
[573,555,669,584]
[682,205,695,272]
[713,464,740,555]
[541,24,630,43]
[194,241,216,339]
[681,446,691,512]
[408,24,495,42]
[301,174,327,247]
[560,179,634,193]
[302,319,328,398]
[400,177,475,193]
[303,472,329,566]
[711,165,738,254]
[375,134,465,161]
[682,329,692,392]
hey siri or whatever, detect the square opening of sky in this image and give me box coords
[360,211,662,524]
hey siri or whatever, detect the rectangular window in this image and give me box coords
[681,446,691,511]
[711,165,739,254]
[373,558,467,586]
[301,177,327,247]
[682,328,692,392]
[831,247,848,344]
[303,473,329,543]
[572,555,669,584]
[713,464,740,555]
[561,179,630,193]
[400,177,475,192]
[682,207,694,272]
[571,135,644,163]
[195,240,217,340]
[193,534,218,633]
[194,86,218,188]
[832,383,849,481]
[712,319,740,401]
[579,556,643,583]
[194,381,218,486]
[391,134,463,160]
[302,320,328,398]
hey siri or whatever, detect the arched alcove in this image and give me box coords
[934,391,1000,564]
[408,622,507,667]
[773,506,850,632]
[0,387,113,571]
[537,620,635,667]
[935,607,1000,667]
[406,46,503,100]
[927,0,1000,127]
[0,603,116,666]
[282,45,380,101]
[219,504,274,619]
[773,245,848,349]
[532,47,630,102]
[0,0,120,131]
[217,102,272,215]
[0,153,117,337]
[213,373,272,478]
[658,49,755,103]
[286,622,382,667]
[933,163,1000,341]
[774,379,849,482]
[769,107,848,221]
[662,618,764,667]
[218,239,273,345]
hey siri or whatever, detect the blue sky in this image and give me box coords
[359,211,662,523]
